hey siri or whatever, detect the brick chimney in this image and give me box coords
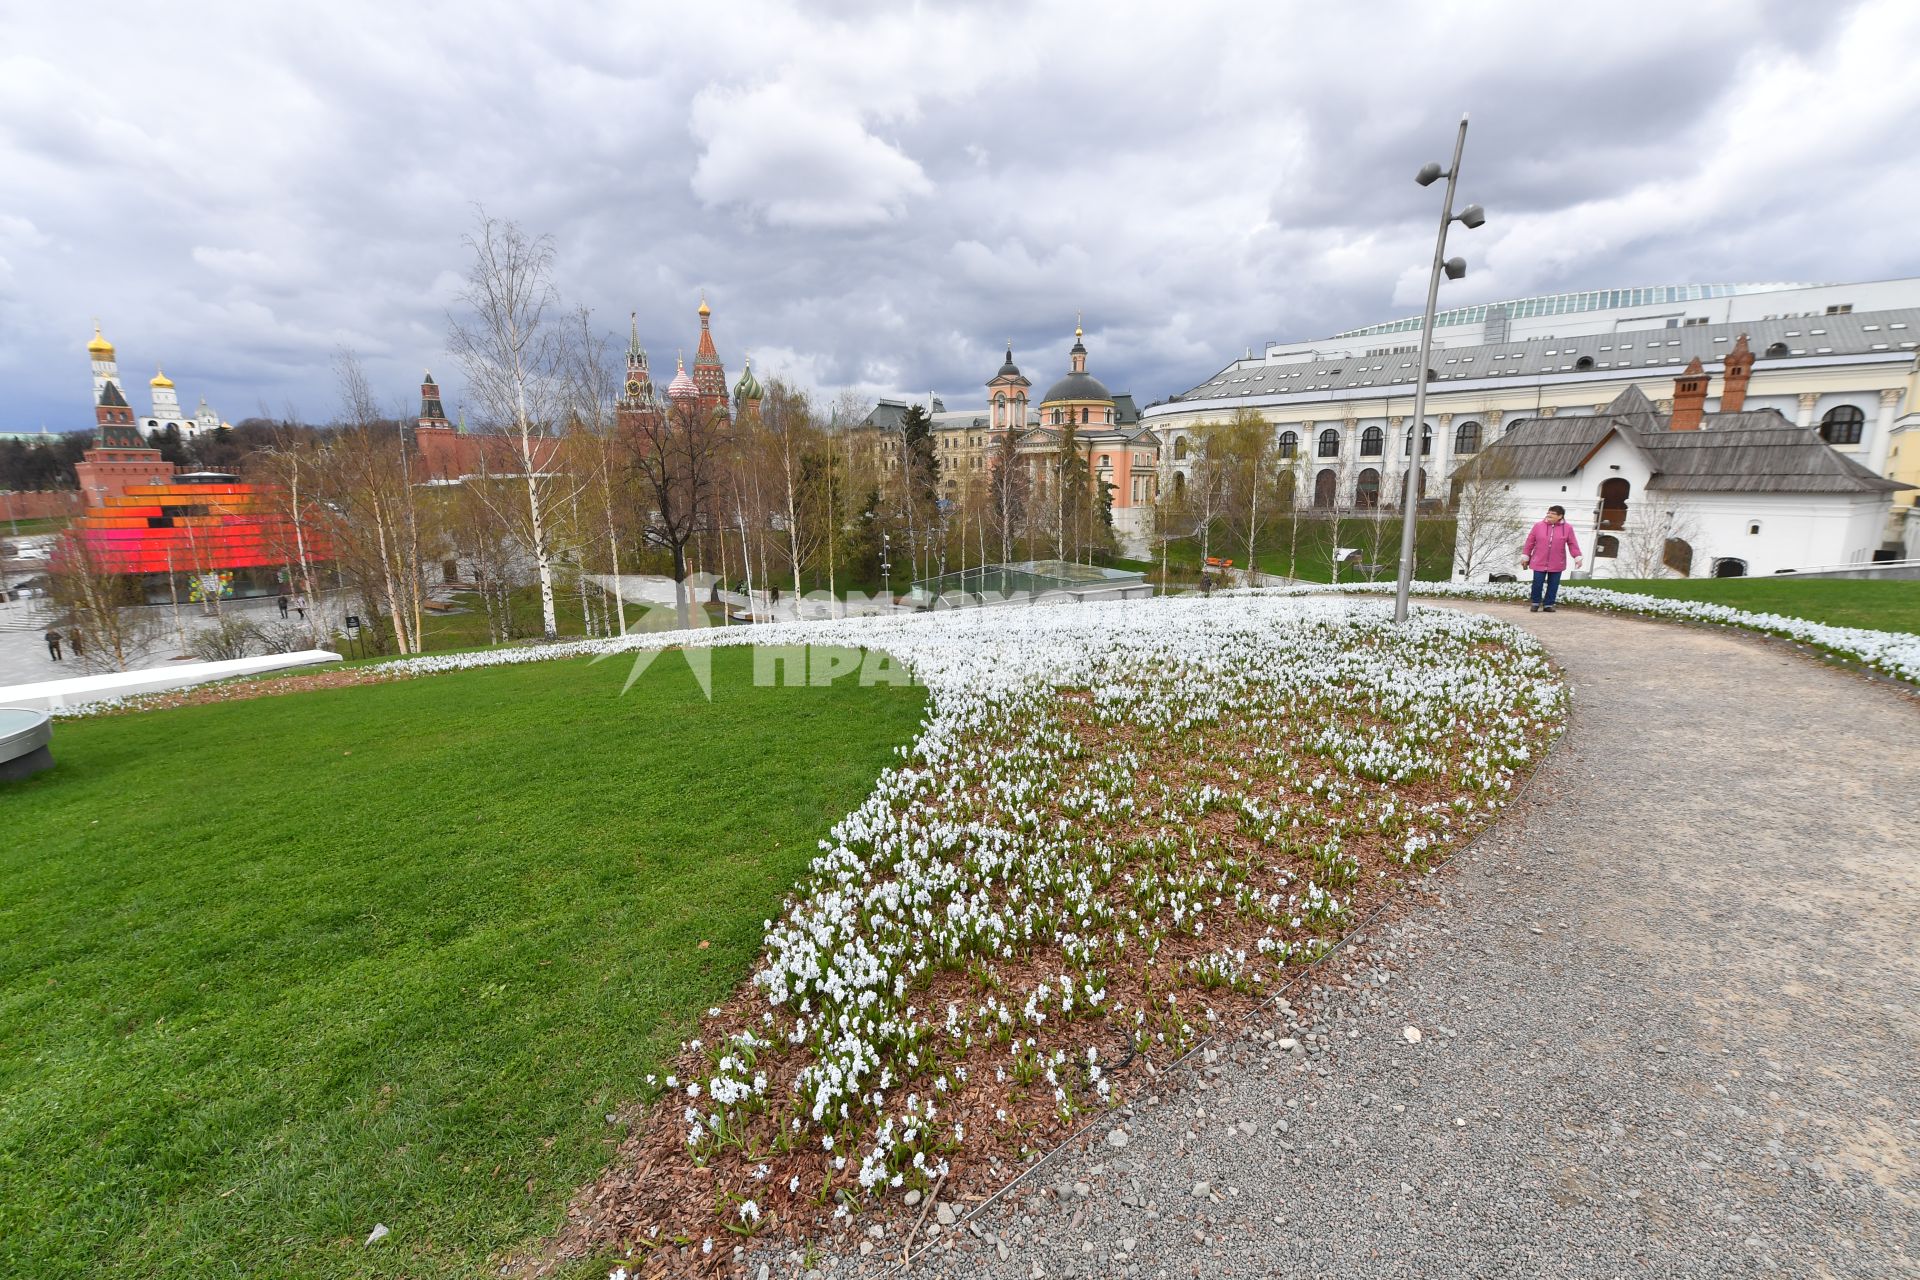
[1720,332,1754,413]
[1670,357,1708,431]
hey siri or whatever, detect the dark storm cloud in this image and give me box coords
[2,0,1915,432]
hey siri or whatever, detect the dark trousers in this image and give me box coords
[46,639,61,660]
[1530,570,1563,606]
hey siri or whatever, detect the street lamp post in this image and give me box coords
[879,531,892,611]
[1393,113,1486,623]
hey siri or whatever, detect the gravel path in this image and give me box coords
[756,604,1918,1280]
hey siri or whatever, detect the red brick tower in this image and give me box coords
[691,294,729,422]
[1720,333,1754,413]
[1670,357,1708,431]
[414,371,463,482]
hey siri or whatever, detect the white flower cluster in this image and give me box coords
[1249,580,1920,684]
[556,594,1563,1195]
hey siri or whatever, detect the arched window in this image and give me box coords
[1454,420,1482,454]
[1595,534,1619,558]
[1712,556,1747,578]
[1317,428,1340,458]
[1053,409,1063,425]
[1173,436,1189,461]
[1404,422,1433,456]
[1665,538,1694,576]
[1313,468,1338,507]
[1765,342,1789,358]
[1173,471,1187,496]
[1355,467,1381,509]
[1575,356,1595,371]
[1080,407,1089,424]
[1278,430,1298,459]
[1599,477,1630,530]
[1360,426,1384,457]
[1819,405,1865,445]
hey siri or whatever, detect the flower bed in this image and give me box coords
[1257,580,1920,684]
[42,594,1567,1274]
[538,595,1564,1274]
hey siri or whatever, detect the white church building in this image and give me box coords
[87,324,226,440]
[1453,363,1908,581]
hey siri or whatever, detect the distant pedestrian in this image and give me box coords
[277,593,290,619]
[44,628,61,661]
[1522,504,1583,613]
[1200,572,1214,598]
[69,630,83,660]
[293,594,307,621]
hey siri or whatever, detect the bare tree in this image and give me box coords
[626,391,728,629]
[1617,503,1703,579]
[564,307,628,635]
[1449,451,1528,581]
[988,427,1029,565]
[448,208,583,639]
[318,351,427,653]
[46,530,156,671]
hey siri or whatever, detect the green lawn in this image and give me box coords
[1147,514,1459,584]
[1,515,70,537]
[1591,577,1920,635]
[0,648,926,1278]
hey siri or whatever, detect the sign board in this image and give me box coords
[344,615,362,632]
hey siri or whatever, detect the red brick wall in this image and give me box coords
[0,489,86,520]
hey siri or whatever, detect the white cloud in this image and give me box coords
[0,0,1914,427]
[690,81,931,229]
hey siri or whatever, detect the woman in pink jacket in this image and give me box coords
[1522,504,1583,612]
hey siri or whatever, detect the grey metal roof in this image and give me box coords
[1172,307,1920,403]
[1040,371,1113,404]
[1112,392,1141,425]
[1458,387,1908,494]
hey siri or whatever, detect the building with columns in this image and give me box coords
[1146,280,1920,540]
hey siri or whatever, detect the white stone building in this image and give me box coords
[1146,279,1920,538]
[1451,384,1908,581]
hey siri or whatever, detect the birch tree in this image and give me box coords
[448,209,580,639]
[564,306,628,635]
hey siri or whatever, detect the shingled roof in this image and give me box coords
[1457,386,1908,495]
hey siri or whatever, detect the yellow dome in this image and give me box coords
[87,325,114,357]
[697,291,711,318]
[150,366,174,389]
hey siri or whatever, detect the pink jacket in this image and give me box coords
[1523,519,1582,573]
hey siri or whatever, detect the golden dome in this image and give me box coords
[698,291,711,318]
[150,366,174,389]
[87,324,114,357]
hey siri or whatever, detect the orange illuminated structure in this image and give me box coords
[69,472,332,602]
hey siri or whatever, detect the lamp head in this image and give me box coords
[1443,257,1467,281]
[1415,162,1444,187]
[1456,203,1486,229]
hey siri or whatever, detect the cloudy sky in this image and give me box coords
[4,0,1918,433]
